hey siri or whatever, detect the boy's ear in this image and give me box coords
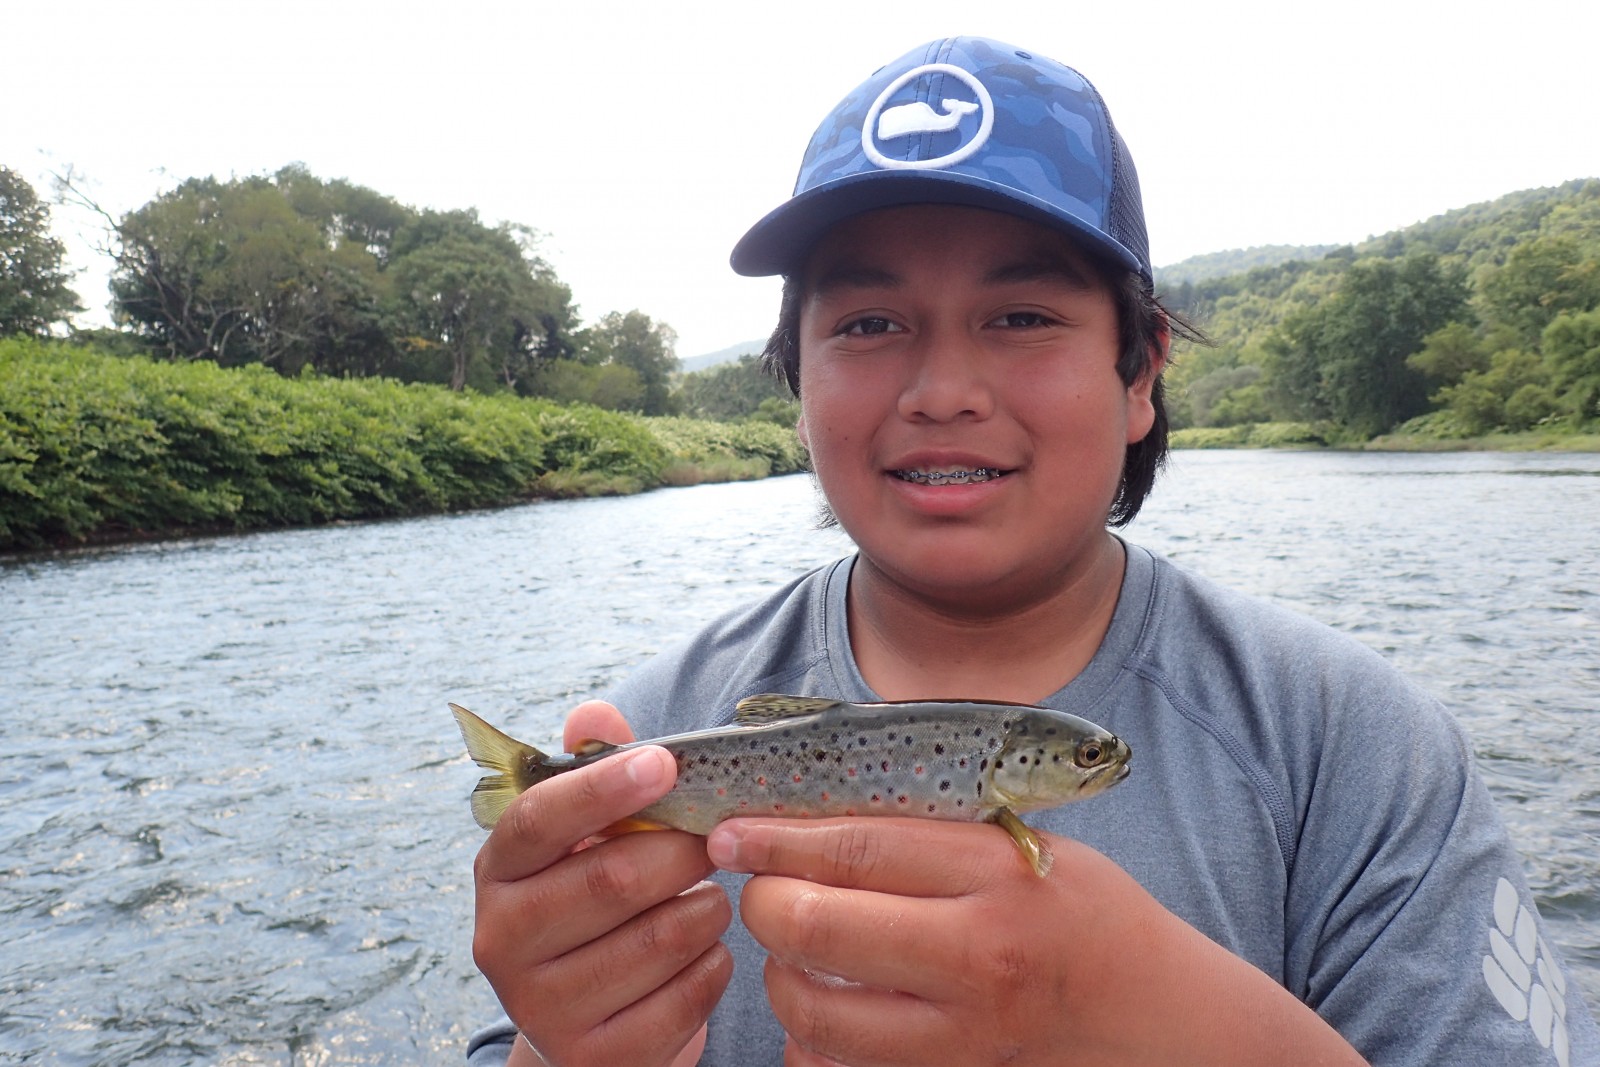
[1125,326,1170,444]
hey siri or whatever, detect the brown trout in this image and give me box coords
[450,694,1130,876]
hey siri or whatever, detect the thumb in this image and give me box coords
[563,699,637,752]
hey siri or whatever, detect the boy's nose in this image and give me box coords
[896,332,996,423]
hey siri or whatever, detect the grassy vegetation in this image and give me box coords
[1171,420,1600,452]
[0,338,807,552]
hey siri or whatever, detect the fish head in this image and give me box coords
[988,713,1131,810]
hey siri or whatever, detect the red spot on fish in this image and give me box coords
[870,793,881,803]
[847,767,857,777]
[820,791,830,801]
[846,808,857,816]
[756,776,767,786]
[739,800,749,808]
[792,774,803,783]
[716,787,727,797]
[774,803,785,812]
[914,765,924,775]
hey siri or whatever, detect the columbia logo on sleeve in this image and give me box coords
[1483,877,1570,1064]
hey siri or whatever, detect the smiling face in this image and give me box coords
[796,204,1161,615]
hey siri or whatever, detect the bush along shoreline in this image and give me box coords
[0,339,808,553]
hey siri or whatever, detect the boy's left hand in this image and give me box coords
[706,817,1366,1067]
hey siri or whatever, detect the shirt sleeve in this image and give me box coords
[465,1014,517,1065]
[1285,687,1599,1066]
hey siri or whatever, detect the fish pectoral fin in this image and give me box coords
[570,738,623,758]
[733,693,843,724]
[992,807,1054,878]
[596,816,675,838]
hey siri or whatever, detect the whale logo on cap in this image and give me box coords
[861,62,995,171]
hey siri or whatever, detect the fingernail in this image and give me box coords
[625,746,669,789]
[706,823,746,871]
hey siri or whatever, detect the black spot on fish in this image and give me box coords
[880,760,890,773]
[1045,727,1057,736]
[782,729,792,737]
[934,743,945,755]
[956,798,965,808]
[858,736,869,747]
[1052,754,1062,763]
[730,757,740,768]
[980,758,989,771]
[897,795,908,805]
[974,727,984,736]
[904,737,913,746]
[799,741,809,750]
[871,793,881,802]
[769,745,780,755]
[814,750,828,762]
[831,733,840,743]
[696,755,708,765]
[1017,756,1027,765]
[748,740,759,751]
[927,803,936,813]
[977,781,984,796]
[939,780,951,792]
[887,733,897,742]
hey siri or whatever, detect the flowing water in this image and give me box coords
[2,450,1597,1064]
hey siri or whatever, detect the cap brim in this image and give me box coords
[729,169,1143,278]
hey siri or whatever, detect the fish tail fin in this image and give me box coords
[450,703,552,830]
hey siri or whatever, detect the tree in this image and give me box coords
[1264,254,1469,436]
[107,174,398,375]
[577,310,680,414]
[676,353,793,421]
[390,210,573,391]
[0,166,81,335]
[1542,308,1600,422]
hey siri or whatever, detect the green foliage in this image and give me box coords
[0,166,81,335]
[574,310,680,415]
[1267,254,1470,436]
[1167,180,1600,443]
[0,339,799,550]
[676,353,795,422]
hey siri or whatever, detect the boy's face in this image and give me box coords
[796,204,1159,610]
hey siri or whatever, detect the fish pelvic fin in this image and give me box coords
[449,703,553,831]
[734,693,844,724]
[992,807,1054,878]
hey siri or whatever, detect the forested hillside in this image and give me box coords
[1164,179,1600,441]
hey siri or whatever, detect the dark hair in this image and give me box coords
[759,261,1203,527]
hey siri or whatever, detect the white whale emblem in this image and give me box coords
[861,63,994,171]
[877,98,981,140]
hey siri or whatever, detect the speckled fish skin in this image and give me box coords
[451,694,1130,875]
[638,695,1129,832]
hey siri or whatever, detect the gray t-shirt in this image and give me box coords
[469,545,1597,1066]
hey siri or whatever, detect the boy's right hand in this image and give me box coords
[472,701,733,1067]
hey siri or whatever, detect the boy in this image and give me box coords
[466,37,1597,1066]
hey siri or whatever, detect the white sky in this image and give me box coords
[5,0,1596,359]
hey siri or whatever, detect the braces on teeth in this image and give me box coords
[894,468,1002,485]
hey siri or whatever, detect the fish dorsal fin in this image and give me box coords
[570,738,621,758]
[733,694,843,724]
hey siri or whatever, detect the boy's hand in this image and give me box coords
[709,817,1367,1067]
[472,701,732,1067]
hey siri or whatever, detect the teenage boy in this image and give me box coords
[467,37,1597,1067]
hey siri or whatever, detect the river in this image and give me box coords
[2,450,1597,1064]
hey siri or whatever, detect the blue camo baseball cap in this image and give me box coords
[731,37,1152,285]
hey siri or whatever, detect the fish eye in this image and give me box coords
[1075,741,1105,768]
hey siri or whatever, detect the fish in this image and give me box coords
[449,694,1131,877]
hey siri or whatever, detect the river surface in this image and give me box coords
[3,450,1598,1064]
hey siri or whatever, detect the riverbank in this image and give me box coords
[1172,421,1600,452]
[0,338,807,553]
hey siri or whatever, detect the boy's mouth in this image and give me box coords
[891,467,1006,486]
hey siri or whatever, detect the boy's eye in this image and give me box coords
[991,311,1056,329]
[840,317,903,337]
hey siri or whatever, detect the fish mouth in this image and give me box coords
[891,467,1009,486]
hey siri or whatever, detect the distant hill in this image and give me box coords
[681,338,766,373]
[1157,244,1341,287]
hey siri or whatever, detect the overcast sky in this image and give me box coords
[6,0,1595,358]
